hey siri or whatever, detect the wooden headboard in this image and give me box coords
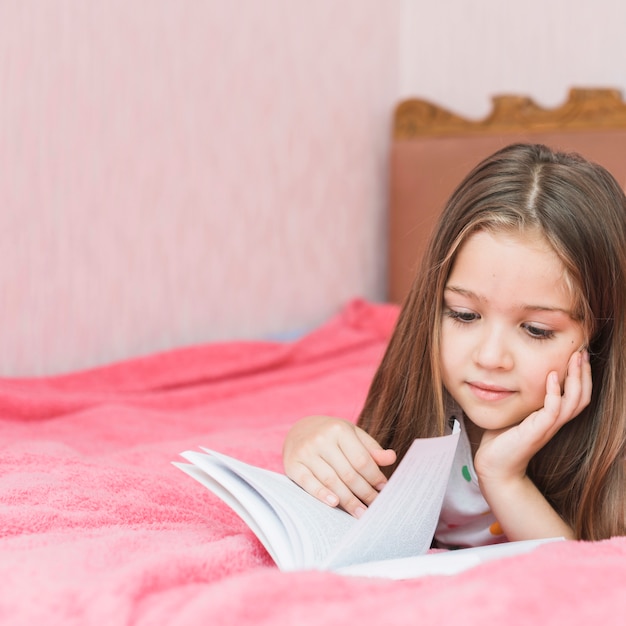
[388,88,626,303]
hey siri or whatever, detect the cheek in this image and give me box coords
[439,329,455,369]
[439,330,464,386]
[525,349,572,396]
[525,366,552,402]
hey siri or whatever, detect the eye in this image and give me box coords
[522,323,555,340]
[445,309,479,324]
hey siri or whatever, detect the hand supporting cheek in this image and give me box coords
[474,349,592,484]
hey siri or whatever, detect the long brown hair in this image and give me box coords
[359,143,626,540]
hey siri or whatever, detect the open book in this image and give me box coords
[174,425,561,578]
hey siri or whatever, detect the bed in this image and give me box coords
[4,88,626,626]
[388,87,626,302]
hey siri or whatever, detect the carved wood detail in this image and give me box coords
[394,88,626,139]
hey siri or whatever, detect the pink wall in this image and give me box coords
[7,0,622,375]
[400,0,626,118]
[0,1,400,375]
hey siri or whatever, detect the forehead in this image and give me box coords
[451,228,561,269]
[446,229,574,307]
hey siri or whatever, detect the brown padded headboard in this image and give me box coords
[388,88,626,303]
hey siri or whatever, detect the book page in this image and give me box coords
[178,450,356,570]
[334,537,565,579]
[178,425,460,573]
[323,429,460,570]
[204,451,357,567]
[174,461,294,568]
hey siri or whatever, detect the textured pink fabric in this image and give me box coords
[1,299,625,625]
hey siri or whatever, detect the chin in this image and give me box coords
[462,407,526,431]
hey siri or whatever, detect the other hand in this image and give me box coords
[282,415,396,517]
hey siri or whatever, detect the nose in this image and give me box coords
[474,325,514,370]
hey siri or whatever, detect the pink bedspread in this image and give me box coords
[2,299,625,625]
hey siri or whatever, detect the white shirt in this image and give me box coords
[434,411,507,549]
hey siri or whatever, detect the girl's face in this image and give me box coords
[440,229,586,433]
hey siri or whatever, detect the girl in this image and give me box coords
[283,143,626,547]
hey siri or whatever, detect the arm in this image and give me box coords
[282,415,396,517]
[474,351,592,541]
[480,473,575,540]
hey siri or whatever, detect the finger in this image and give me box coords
[282,416,393,516]
[286,461,342,508]
[355,428,397,474]
[520,371,563,448]
[319,444,385,508]
[285,438,378,517]
[370,447,397,470]
[560,351,590,422]
[336,434,392,491]
[541,370,563,421]
[577,349,593,413]
[307,458,373,517]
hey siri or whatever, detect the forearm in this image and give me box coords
[479,475,575,542]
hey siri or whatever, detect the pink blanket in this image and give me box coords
[2,299,625,625]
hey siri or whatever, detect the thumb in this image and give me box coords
[356,428,397,467]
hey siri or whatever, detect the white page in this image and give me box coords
[323,429,460,570]
[204,450,357,568]
[178,426,460,573]
[179,450,355,569]
[335,537,565,579]
[174,460,295,569]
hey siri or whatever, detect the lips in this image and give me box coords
[467,381,515,402]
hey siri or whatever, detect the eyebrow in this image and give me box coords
[443,285,575,317]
